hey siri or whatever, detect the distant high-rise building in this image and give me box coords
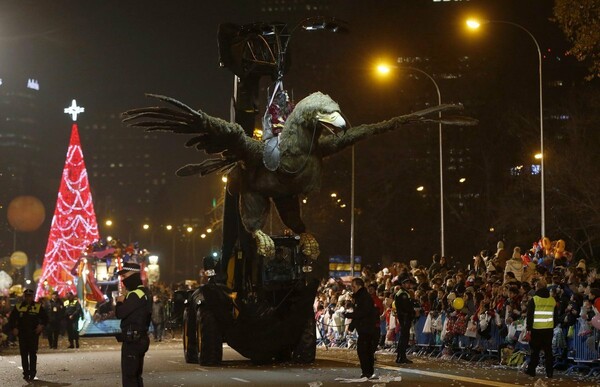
[0,76,53,257]
[79,113,170,235]
[0,76,44,199]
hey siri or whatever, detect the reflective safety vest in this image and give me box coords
[64,299,78,308]
[126,286,147,300]
[16,302,41,316]
[532,295,555,329]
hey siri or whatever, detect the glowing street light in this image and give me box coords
[416,186,425,192]
[200,233,207,239]
[186,226,193,233]
[105,219,113,227]
[534,153,543,160]
[142,224,150,230]
[466,17,546,237]
[206,228,212,233]
[466,19,481,29]
[166,224,173,231]
[459,177,467,183]
[376,63,392,75]
[221,175,228,183]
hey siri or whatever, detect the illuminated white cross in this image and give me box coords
[64,99,85,121]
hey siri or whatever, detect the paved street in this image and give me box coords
[0,335,597,386]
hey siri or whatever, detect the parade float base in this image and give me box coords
[79,307,120,336]
[79,314,121,336]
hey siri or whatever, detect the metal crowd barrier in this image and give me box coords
[565,318,600,376]
[405,309,600,382]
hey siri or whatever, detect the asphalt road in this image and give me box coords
[0,335,597,386]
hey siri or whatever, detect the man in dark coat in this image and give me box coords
[394,277,416,364]
[525,279,557,378]
[151,295,165,342]
[8,288,48,381]
[46,291,64,349]
[344,277,379,379]
[63,291,82,348]
[115,262,152,387]
[428,254,442,278]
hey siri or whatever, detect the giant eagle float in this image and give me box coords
[123,92,476,259]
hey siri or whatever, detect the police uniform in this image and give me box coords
[47,293,64,349]
[525,285,557,378]
[8,289,48,381]
[115,262,152,387]
[64,293,83,348]
[394,278,415,364]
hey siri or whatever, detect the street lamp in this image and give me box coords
[376,62,446,257]
[466,18,545,238]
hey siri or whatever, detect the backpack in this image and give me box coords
[507,351,527,367]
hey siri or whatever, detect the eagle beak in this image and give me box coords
[316,111,346,135]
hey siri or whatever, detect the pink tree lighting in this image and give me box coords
[36,101,99,299]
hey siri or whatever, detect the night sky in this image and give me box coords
[1,0,560,121]
[1,0,567,266]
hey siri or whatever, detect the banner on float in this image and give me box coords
[328,255,361,277]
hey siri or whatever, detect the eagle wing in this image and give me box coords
[318,104,477,158]
[122,94,263,177]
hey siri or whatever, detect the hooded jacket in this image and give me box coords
[504,257,524,282]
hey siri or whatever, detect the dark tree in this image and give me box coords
[553,0,600,80]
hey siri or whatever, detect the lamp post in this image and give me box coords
[350,145,355,276]
[376,63,445,257]
[466,18,545,238]
[165,224,176,281]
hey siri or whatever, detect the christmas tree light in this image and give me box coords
[36,100,99,299]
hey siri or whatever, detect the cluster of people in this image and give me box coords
[315,240,600,379]
[1,290,83,351]
[0,261,163,385]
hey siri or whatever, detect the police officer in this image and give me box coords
[525,279,557,378]
[8,288,48,382]
[343,277,379,379]
[394,277,415,364]
[47,291,64,349]
[115,262,152,387]
[64,291,82,348]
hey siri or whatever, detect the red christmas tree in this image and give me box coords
[36,102,99,299]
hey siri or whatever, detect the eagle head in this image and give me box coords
[290,91,346,136]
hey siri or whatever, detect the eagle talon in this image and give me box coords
[299,233,320,260]
[253,230,275,258]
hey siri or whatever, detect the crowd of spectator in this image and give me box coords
[314,240,600,366]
